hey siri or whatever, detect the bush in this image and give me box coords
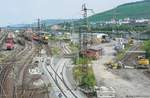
[51,47,61,55]
[143,40,150,60]
[73,65,96,89]
[69,42,79,52]
[74,57,91,65]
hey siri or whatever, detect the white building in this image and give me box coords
[135,18,149,23]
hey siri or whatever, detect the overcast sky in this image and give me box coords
[0,0,142,26]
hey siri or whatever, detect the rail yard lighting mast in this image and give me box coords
[81,4,95,50]
[80,4,95,73]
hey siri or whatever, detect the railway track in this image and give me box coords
[18,43,54,98]
[43,44,78,98]
[0,32,8,50]
[43,44,68,98]
[17,43,43,98]
[61,43,71,55]
[120,43,142,67]
[54,59,78,98]
[0,41,33,98]
[18,43,51,98]
[19,50,38,98]
[46,64,68,98]
[61,60,78,97]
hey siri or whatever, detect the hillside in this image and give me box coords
[7,19,75,28]
[40,19,76,26]
[89,0,150,22]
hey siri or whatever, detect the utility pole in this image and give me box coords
[37,18,41,31]
[81,4,95,46]
[71,20,75,35]
[82,4,88,30]
[78,4,95,61]
[82,4,94,30]
[113,9,120,37]
[81,4,95,48]
[81,4,88,51]
[80,4,94,72]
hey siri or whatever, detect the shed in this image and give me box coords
[80,48,103,59]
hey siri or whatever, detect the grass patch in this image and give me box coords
[73,65,96,89]
[143,40,150,60]
[49,36,60,41]
[116,43,132,61]
[0,53,6,63]
[73,56,96,90]
[69,42,79,52]
[74,56,91,65]
[51,47,61,55]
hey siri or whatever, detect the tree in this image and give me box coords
[143,40,150,60]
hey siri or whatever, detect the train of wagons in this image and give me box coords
[5,33,15,50]
[32,32,49,44]
[23,30,49,44]
[5,30,49,50]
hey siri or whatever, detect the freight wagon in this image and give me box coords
[5,33,15,50]
[5,38,14,50]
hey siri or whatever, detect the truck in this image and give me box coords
[138,59,149,65]
[136,56,149,69]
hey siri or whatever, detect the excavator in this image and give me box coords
[105,61,122,69]
[128,37,134,45]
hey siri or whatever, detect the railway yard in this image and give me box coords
[0,29,150,98]
[2,0,150,97]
